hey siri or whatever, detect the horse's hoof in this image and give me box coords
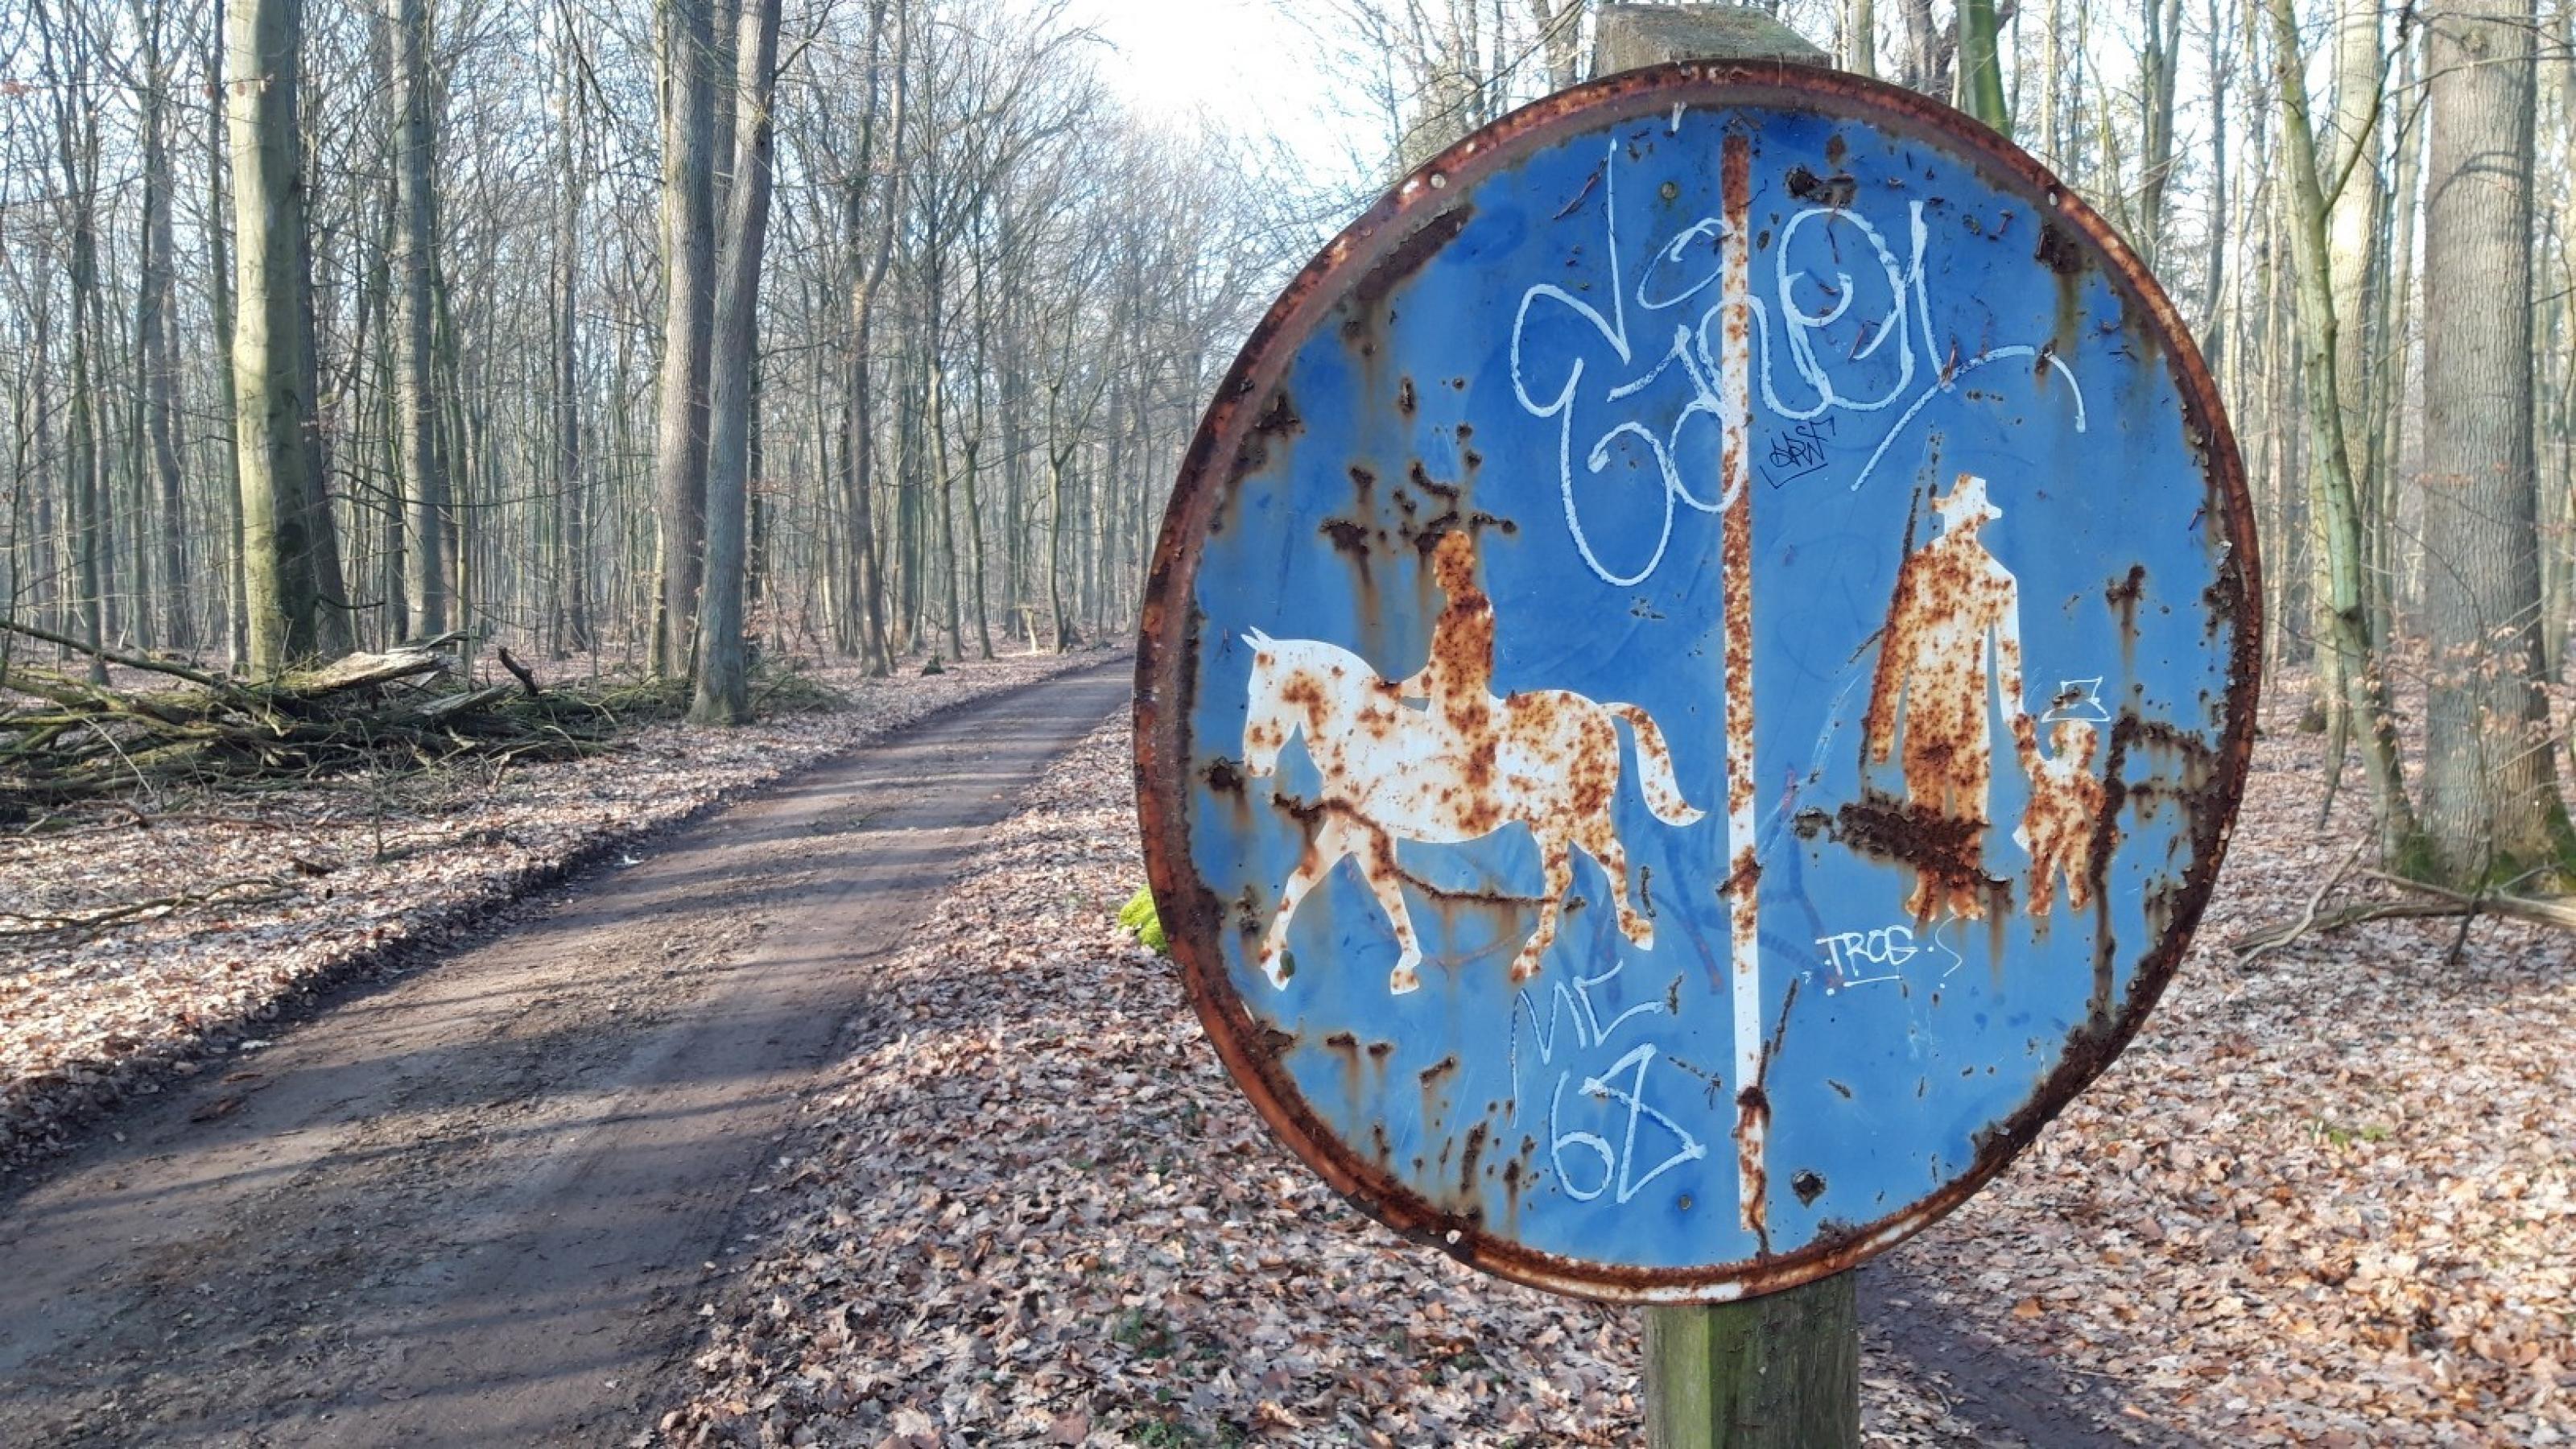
[1621,917,1655,949]
[1389,968,1420,993]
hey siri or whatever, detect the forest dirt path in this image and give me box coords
[0,659,1136,1447]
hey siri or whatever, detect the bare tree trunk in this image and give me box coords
[1898,0,1943,96]
[1044,440,1070,652]
[35,2,106,682]
[1845,0,1877,76]
[1525,0,1585,88]
[434,276,471,654]
[843,296,893,673]
[2134,0,2182,267]
[653,0,718,679]
[2541,6,2576,683]
[2261,154,2297,686]
[226,0,346,669]
[2376,21,2423,642]
[552,0,590,654]
[2419,0,2569,879]
[293,60,355,662]
[133,0,191,654]
[2198,0,2233,365]
[895,342,922,652]
[390,0,447,638]
[931,363,964,660]
[710,0,741,216]
[840,0,902,675]
[2040,0,2062,162]
[964,207,997,662]
[27,274,56,645]
[999,356,1028,645]
[691,0,781,724]
[206,3,248,667]
[2266,0,2421,858]
[1955,0,2008,133]
[2322,0,2385,730]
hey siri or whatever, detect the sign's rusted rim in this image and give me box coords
[1134,60,2260,1304]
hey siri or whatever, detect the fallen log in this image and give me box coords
[282,646,449,696]
[0,616,225,689]
[1,625,634,810]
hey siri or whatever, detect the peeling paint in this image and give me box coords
[1135,62,2258,1305]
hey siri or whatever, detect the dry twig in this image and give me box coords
[0,877,296,939]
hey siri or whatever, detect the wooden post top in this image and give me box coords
[1590,4,1831,75]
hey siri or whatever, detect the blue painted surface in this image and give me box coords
[1179,101,2238,1278]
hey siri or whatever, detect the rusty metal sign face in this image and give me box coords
[1136,64,2257,1303]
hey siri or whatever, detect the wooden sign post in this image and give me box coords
[1591,10,1856,1447]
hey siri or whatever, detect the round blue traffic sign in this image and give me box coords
[1137,64,2257,1302]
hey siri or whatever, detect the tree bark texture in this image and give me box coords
[840,0,903,676]
[690,0,781,724]
[42,6,107,683]
[133,0,191,651]
[392,0,448,638]
[227,0,349,671]
[2265,0,2420,857]
[2321,0,2385,729]
[206,1,249,667]
[2420,0,2568,878]
[653,0,718,679]
[1955,0,2009,134]
[553,0,591,654]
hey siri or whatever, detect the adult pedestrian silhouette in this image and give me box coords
[1861,472,2035,920]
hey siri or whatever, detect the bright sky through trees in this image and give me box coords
[1071,0,1371,189]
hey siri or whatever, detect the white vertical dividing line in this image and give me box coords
[1716,132,1769,1244]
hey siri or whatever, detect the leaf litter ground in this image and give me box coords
[8,658,2567,1445]
[654,712,2574,1448]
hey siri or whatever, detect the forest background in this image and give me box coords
[1,0,2574,888]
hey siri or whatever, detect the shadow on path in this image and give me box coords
[1860,1257,2202,1446]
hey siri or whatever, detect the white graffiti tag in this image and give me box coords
[1509,138,2089,588]
[1509,962,1708,1207]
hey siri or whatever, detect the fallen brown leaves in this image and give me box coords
[653,720,1645,1448]
[652,722,1992,1448]
[0,650,1112,1174]
[1901,716,2576,1446]
[657,708,2576,1447]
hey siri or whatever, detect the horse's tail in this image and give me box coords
[1608,703,1706,827]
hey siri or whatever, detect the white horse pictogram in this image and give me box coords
[1239,630,1703,993]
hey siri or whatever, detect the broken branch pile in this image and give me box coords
[1,621,671,809]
